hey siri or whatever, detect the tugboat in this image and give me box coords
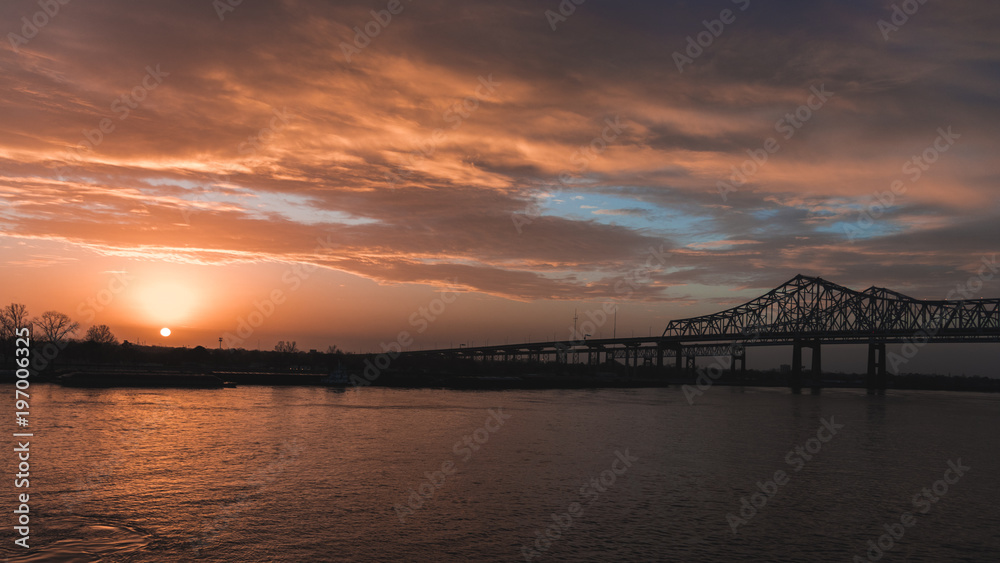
[321,364,351,388]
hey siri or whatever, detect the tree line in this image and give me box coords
[0,303,119,346]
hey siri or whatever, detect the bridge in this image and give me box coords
[404,274,1000,393]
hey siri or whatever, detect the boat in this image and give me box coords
[321,364,352,387]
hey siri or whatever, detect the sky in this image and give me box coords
[1,0,998,372]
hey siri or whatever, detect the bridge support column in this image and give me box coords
[656,347,664,370]
[555,346,567,365]
[811,343,822,395]
[791,341,803,394]
[729,347,746,380]
[867,342,887,395]
[675,345,683,371]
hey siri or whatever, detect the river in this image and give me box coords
[2,384,998,562]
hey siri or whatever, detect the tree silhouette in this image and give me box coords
[0,303,30,341]
[85,324,119,345]
[274,340,299,353]
[35,311,79,344]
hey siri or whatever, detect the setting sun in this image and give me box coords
[1,1,998,561]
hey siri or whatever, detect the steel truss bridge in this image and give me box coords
[404,274,1000,393]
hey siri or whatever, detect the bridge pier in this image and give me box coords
[867,342,887,394]
[409,275,1000,391]
[791,340,822,394]
[729,346,746,379]
[811,343,822,395]
[555,345,568,365]
[791,341,803,394]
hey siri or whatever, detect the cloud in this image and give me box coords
[0,0,997,303]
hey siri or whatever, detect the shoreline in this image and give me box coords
[4,368,999,393]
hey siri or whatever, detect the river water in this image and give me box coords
[2,384,999,562]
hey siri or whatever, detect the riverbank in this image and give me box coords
[3,367,999,392]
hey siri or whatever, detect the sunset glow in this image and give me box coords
[0,0,997,369]
[5,3,999,561]
[135,279,202,326]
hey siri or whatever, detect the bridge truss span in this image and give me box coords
[662,274,1000,344]
[402,274,1000,394]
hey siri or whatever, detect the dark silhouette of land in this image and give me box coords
[4,340,999,393]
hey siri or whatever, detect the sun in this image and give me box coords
[160,327,171,337]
